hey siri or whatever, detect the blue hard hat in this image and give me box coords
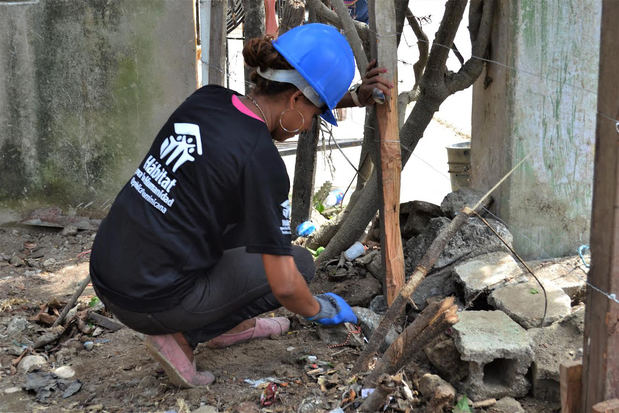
[273,23,355,126]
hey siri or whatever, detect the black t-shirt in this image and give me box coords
[90,86,292,312]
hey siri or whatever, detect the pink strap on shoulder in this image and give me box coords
[232,95,265,123]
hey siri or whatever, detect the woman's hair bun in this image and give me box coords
[242,36,293,71]
[242,35,295,95]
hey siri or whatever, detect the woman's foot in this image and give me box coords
[145,333,215,388]
[205,317,290,349]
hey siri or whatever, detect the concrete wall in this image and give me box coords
[0,0,197,212]
[471,0,601,259]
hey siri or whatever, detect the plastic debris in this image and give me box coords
[297,221,316,237]
[260,382,278,406]
[244,377,281,388]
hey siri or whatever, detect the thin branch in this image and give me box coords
[406,8,429,86]
[423,0,467,84]
[306,0,370,46]
[331,0,369,71]
[447,0,496,93]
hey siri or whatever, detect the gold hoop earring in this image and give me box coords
[279,109,305,134]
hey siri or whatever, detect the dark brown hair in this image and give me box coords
[243,36,296,96]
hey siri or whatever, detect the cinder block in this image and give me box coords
[453,311,533,400]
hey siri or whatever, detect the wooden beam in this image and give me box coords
[593,399,619,413]
[561,360,583,413]
[368,0,404,306]
[199,0,227,86]
[582,1,619,411]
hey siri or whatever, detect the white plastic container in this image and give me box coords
[344,241,366,260]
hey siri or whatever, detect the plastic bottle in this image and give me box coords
[296,221,316,237]
[324,189,344,207]
[344,241,366,260]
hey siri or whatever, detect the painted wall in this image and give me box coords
[0,0,197,213]
[471,0,601,259]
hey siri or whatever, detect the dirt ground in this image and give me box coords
[0,223,559,413]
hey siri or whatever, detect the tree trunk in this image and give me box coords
[242,0,265,83]
[278,0,305,35]
[291,118,320,239]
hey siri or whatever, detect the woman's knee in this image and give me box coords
[292,246,315,283]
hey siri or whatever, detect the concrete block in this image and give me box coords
[454,252,521,303]
[453,311,533,400]
[528,256,587,302]
[526,306,584,402]
[489,279,571,329]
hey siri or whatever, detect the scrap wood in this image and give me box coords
[358,373,398,412]
[33,325,67,349]
[352,155,530,374]
[364,297,458,387]
[87,311,124,332]
[52,274,90,327]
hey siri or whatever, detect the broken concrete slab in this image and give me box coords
[527,256,587,302]
[453,311,533,400]
[404,217,512,276]
[527,306,585,402]
[440,188,491,218]
[454,252,521,303]
[488,279,572,329]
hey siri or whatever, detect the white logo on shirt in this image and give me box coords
[160,123,204,172]
[280,200,291,235]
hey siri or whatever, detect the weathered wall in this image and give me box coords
[0,0,197,211]
[472,0,601,259]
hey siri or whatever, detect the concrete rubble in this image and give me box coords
[453,251,521,303]
[527,306,585,402]
[404,216,513,275]
[452,311,533,400]
[489,279,572,329]
[440,188,490,218]
[487,397,525,413]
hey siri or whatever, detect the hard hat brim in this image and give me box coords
[321,109,338,126]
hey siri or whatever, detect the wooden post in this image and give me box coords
[199,0,227,86]
[582,1,619,411]
[368,0,404,306]
[561,360,583,413]
[593,400,619,413]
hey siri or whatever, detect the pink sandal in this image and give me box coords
[145,333,215,388]
[206,317,290,349]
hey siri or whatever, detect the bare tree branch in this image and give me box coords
[423,0,467,85]
[306,0,370,47]
[446,0,495,93]
[331,0,369,70]
[407,8,429,87]
[398,8,430,127]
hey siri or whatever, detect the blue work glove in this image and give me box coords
[306,292,358,325]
